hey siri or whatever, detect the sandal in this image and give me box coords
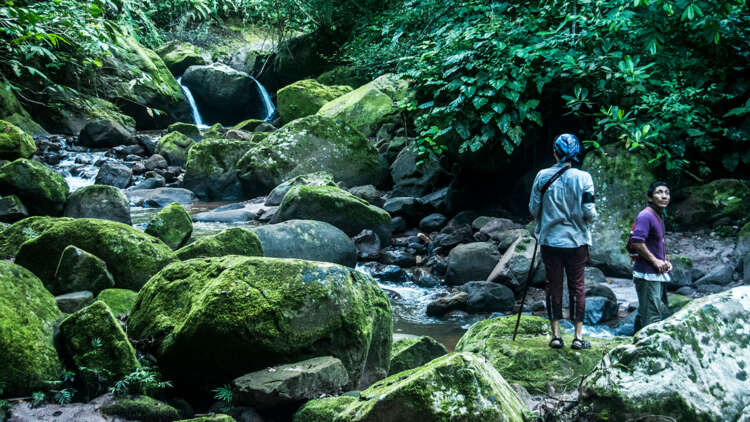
[571,337,591,350]
[548,337,564,349]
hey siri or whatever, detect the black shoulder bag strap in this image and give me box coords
[512,165,570,341]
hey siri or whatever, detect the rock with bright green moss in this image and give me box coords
[316,66,369,88]
[128,256,392,390]
[389,336,447,375]
[40,87,136,135]
[101,395,181,422]
[236,115,388,196]
[3,113,47,137]
[0,81,47,136]
[0,158,69,215]
[63,184,132,225]
[274,185,392,244]
[455,315,627,394]
[203,123,225,139]
[96,288,138,317]
[167,122,201,140]
[0,119,36,160]
[317,74,410,136]
[145,202,193,250]
[182,138,254,200]
[294,352,527,422]
[58,301,139,395]
[233,118,265,132]
[0,216,71,259]
[156,131,195,167]
[177,416,236,422]
[156,40,207,76]
[265,171,337,206]
[278,79,352,123]
[0,194,28,223]
[0,261,63,396]
[53,245,115,295]
[581,286,750,422]
[175,227,263,260]
[14,218,175,290]
[672,179,750,229]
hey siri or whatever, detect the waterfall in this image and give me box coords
[237,70,277,122]
[177,77,208,128]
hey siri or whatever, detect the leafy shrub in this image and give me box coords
[109,366,172,397]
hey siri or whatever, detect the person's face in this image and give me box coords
[648,185,670,209]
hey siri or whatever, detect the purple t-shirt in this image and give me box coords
[631,206,666,274]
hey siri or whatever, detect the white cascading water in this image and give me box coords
[236,70,277,122]
[176,76,208,128]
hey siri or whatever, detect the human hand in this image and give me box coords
[666,261,673,273]
[652,259,670,273]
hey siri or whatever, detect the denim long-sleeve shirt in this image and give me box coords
[529,163,597,248]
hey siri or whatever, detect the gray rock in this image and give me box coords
[669,255,694,288]
[420,187,454,215]
[129,173,165,190]
[353,229,380,260]
[192,202,257,223]
[426,291,468,317]
[182,64,266,125]
[390,147,449,197]
[390,216,407,234]
[584,267,607,285]
[431,225,474,256]
[473,218,523,242]
[0,194,28,223]
[419,213,447,232]
[384,197,429,227]
[413,268,440,287]
[233,356,349,409]
[695,263,735,286]
[125,187,197,207]
[744,253,750,283]
[379,248,416,267]
[348,185,385,207]
[584,296,618,324]
[53,245,115,295]
[471,216,495,231]
[359,262,412,284]
[78,120,134,148]
[486,234,540,294]
[253,219,356,267]
[446,242,501,286]
[55,290,94,314]
[135,134,158,155]
[144,154,168,170]
[388,336,447,375]
[94,161,132,188]
[458,281,515,314]
[64,185,131,225]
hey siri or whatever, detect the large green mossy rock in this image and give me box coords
[167,122,201,140]
[316,66,369,88]
[1,81,47,136]
[277,79,352,123]
[583,147,655,277]
[581,286,750,422]
[182,138,254,201]
[294,352,527,422]
[145,202,193,250]
[0,261,63,396]
[41,88,136,135]
[455,315,627,394]
[389,336,448,375]
[266,171,337,206]
[156,131,195,167]
[96,288,139,318]
[0,216,71,259]
[0,158,69,215]
[236,115,387,196]
[174,227,263,260]
[0,119,36,160]
[3,112,48,137]
[53,245,115,295]
[128,256,392,390]
[14,218,175,290]
[672,179,750,229]
[156,40,207,76]
[101,395,181,422]
[317,74,410,136]
[275,185,392,244]
[58,301,139,395]
[63,184,132,225]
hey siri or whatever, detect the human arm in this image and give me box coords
[582,173,597,223]
[631,242,670,273]
[529,173,542,219]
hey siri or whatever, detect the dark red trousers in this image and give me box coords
[541,245,589,322]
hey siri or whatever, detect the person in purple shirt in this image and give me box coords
[630,181,672,330]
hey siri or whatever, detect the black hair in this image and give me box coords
[647,181,669,197]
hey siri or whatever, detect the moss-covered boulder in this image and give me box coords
[156,41,207,76]
[0,119,36,160]
[1,81,47,136]
[266,171,338,206]
[581,286,750,422]
[58,301,139,395]
[182,138,254,200]
[236,115,388,196]
[294,352,526,422]
[145,202,193,250]
[389,336,448,375]
[232,118,265,132]
[156,131,195,167]
[63,184,132,225]
[101,395,181,422]
[3,112,47,137]
[53,245,115,295]
[316,65,369,88]
[14,218,175,290]
[455,315,627,393]
[672,179,750,229]
[317,74,410,136]
[0,261,63,396]
[174,227,263,260]
[0,216,71,259]
[274,185,392,244]
[277,79,352,123]
[0,158,69,215]
[167,122,201,140]
[128,256,392,390]
[96,288,138,318]
[39,87,136,135]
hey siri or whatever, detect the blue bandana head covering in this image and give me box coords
[554,133,581,163]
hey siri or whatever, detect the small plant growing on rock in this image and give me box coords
[31,391,46,407]
[212,384,233,412]
[109,366,172,398]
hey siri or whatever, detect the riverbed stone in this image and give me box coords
[175,227,263,260]
[253,219,356,267]
[419,213,447,232]
[101,395,181,422]
[383,197,428,226]
[15,218,175,291]
[96,288,138,318]
[55,290,95,314]
[695,263,736,286]
[59,301,139,396]
[156,131,195,167]
[0,158,69,215]
[294,352,526,422]
[0,119,36,160]
[455,315,626,394]
[94,161,132,188]
[487,234,540,294]
[0,261,63,396]
[446,242,501,285]
[353,229,381,260]
[474,218,523,243]
[0,216,72,259]
[672,179,750,229]
[458,281,515,314]
[64,184,132,225]
[265,171,337,206]
[0,194,28,223]
[426,291,468,317]
[274,185,392,244]
[128,256,392,390]
[236,115,387,196]
[388,336,447,375]
[277,79,352,123]
[182,138,254,201]
[390,146,449,197]
[79,119,135,149]
[156,40,207,76]
[581,286,750,422]
[125,187,197,207]
[145,202,193,250]
[348,185,385,207]
[233,356,350,409]
[53,245,115,295]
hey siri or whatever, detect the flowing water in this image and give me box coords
[177,77,209,129]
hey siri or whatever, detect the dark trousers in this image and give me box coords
[541,245,589,322]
